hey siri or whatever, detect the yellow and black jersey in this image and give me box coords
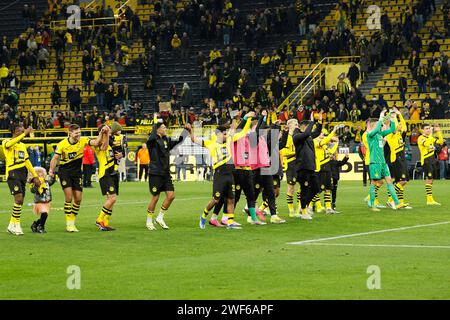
[94,145,115,179]
[56,137,91,172]
[362,131,370,166]
[203,137,232,171]
[280,134,296,171]
[418,131,444,165]
[314,132,336,172]
[2,133,37,179]
[386,114,407,163]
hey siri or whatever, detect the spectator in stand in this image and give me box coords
[83,145,95,188]
[171,33,181,57]
[123,83,132,111]
[180,83,193,108]
[398,72,408,102]
[270,75,283,105]
[56,53,65,80]
[94,78,106,108]
[336,103,348,121]
[181,32,190,59]
[347,62,360,89]
[82,65,93,94]
[409,102,421,120]
[67,85,82,112]
[51,82,61,107]
[64,31,73,53]
[22,4,30,29]
[0,64,9,90]
[340,126,354,147]
[37,46,49,71]
[416,62,429,93]
[136,143,150,182]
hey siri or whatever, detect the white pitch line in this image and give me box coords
[300,243,450,249]
[288,221,450,245]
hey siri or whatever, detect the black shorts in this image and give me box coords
[149,174,174,196]
[272,174,281,189]
[423,158,436,180]
[392,158,409,182]
[285,161,297,185]
[318,170,332,191]
[58,170,83,192]
[212,168,235,200]
[7,177,26,196]
[99,173,119,196]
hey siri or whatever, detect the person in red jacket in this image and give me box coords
[83,145,95,188]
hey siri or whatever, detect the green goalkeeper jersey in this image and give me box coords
[366,119,396,164]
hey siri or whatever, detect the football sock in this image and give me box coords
[387,189,393,203]
[225,213,234,225]
[369,184,376,208]
[102,207,112,226]
[248,207,257,221]
[296,189,301,210]
[39,212,48,227]
[324,191,332,209]
[395,183,404,204]
[71,203,80,223]
[202,208,209,219]
[158,205,168,219]
[426,184,433,202]
[387,183,400,205]
[259,201,269,212]
[64,201,72,225]
[211,213,218,220]
[146,209,154,224]
[10,203,22,224]
[286,193,294,213]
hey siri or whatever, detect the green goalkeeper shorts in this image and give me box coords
[369,163,391,180]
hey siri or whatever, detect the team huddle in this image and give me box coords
[2,108,444,235]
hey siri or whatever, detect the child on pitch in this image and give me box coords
[30,167,56,233]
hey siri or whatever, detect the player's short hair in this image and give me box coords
[422,124,431,129]
[69,124,80,132]
[287,119,298,127]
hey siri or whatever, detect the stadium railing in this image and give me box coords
[278,56,360,112]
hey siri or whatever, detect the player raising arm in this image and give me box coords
[3,124,41,235]
[365,110,408,211]
[145,116,190,231]
[49,124,107,232]
[188,112,254,229]
[418,123,444,205]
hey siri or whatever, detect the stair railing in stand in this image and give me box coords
[277,56,360,112]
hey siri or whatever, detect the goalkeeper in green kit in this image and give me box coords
[366,109,409,211]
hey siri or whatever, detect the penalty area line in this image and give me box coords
[288,221,450,245]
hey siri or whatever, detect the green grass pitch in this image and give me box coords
[0,180,449,299]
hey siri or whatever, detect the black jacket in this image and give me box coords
[330,156,349,180]
[293,121,322,172]
[146,123,188,176]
